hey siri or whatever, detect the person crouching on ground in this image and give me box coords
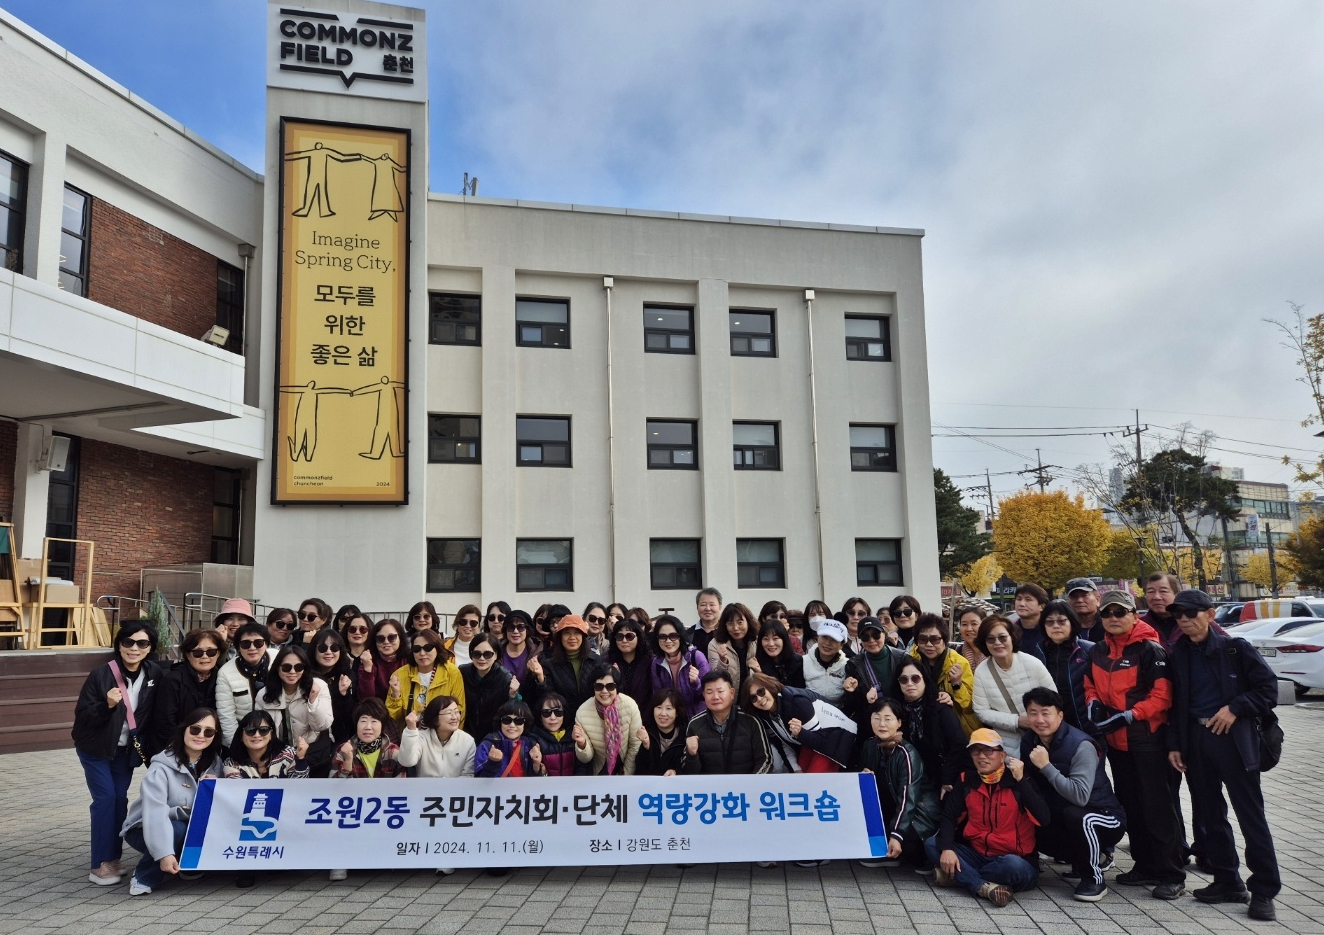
[327,698,406,882]
[858,697,942,873]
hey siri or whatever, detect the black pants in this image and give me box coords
[1108,747,1185,885]
[1187,726,1281,898]
[1167,762,1203,860]
[1036,805,1126,886]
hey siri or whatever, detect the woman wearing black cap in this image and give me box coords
[497,609,539,681]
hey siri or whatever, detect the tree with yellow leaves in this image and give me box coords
[992,490,1112,594]
[958,554,1002,597]
[1282,514,1324,589]
[1239,553,1290,590]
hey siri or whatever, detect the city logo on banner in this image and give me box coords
[268,5,428,103]
[239,789,284,842]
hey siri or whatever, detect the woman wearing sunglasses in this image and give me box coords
[483,601,511,642]
[582,602,610,655]
[332,603,362,635]
[571,666,643,776]
[1030,600,1095,733]
[222,709,308,888]
[386,627,466,731]
[309,629,357,744]
[291,597,333,647]
[887,595,924,648]
[406,600,440,635]
[215,621,277,754]
[891,659,969,798]
[74,619,164,887]
[459,633,517,739]
[740,673,856,774]
[908,614,978,736]
[605,603,629,634]
[150,627,226,756]
[497,609,539,681]
[606,618,653,711]
[357,618,409,703]
[340,612,373,676]
[446,604,482,667]
[475,701,546,777]
[971,614,1056,751]
[121,707,223,895]
[256,645,334,775]
[530,692,578,776]
[840,597,872,655]
[647,615,710,721]
[264,607,297,647]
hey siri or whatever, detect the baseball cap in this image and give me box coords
[1168,589,1214,612]
[1065,578,1098,595]
[815,619,849,644]
[859,616,885,635]
[1098,589,1136,612]
[967,728,1003,750]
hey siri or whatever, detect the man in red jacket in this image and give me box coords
[1084,589,1185,900]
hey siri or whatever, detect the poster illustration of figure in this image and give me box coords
[284,142,362,218]
[278,382,351,462]
[351,376,406,459]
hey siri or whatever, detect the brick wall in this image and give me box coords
[74,438,213,600]
[86,199,218,340]
[0,421,14,523]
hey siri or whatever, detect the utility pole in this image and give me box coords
[985,469,995,526]
[1017,451,1059,492]
[1122,409,1149,476]
[1221,514,1240,600]
[1266,520,1280,598]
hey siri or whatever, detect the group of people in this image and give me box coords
[71,578,1281,920]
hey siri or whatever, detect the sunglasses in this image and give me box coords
[506,623,527,632]
[894,608,915,618]
[279,663,305,673]
[187,725,217,738]
[615,632,638,642]
[272,620,296,631]
[411,644,437,654]
[486,614,506,623]
[471,650,497,660]
[377,633,400,643]
[767,612,788,621]
[593,682,618,693]
[986,633,1011,644]
[1169,607,1203,620]
[862,630,884,641]
[500,715,527,726]
[412,613,432,621]
[120,638,152,650]
[897,674,924,685]
[189,647,220,658]
[1100,608,1132,619]
[540,707,564,717]
[916,634,945,645]
[657,633,680,642]
[316,645,339,654]
[1044,617,1072,627]
[297,611,321,622]
[586,615,606,625]
[346,626,370,635]
[238,639,266,650]
[243,725,274,737]
[457,619,480,628]
[751,687,771,699]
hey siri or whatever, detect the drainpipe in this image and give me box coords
[604,277,617,602]
[805,289,828,601]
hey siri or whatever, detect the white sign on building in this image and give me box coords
[267,4,427,102]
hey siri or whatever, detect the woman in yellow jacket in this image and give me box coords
[908,613,979,736]
[387,629,466,729]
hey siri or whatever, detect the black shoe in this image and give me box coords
[1248,895,1277,921]
[1115,870,1158,886]
[1074,881,1108,902]
[1152,882,1185,901]
[1194,856,1216,875]
[1099,852,1115,873]
[235,872,255,888]
[1193,881,1249,904]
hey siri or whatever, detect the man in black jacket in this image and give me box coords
[684,670,770,774]
[1167,589,1281,922]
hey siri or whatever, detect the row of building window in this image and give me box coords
[426,537,905,593]
[429,292,891,361]
[428,414,898,472]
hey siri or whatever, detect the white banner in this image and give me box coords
[181,774,888,869]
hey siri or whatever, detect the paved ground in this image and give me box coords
[4,706,1324,935]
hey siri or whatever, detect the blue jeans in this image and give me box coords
[78,746,136,868]
[924,836,1039,896]
[124,819,187,890]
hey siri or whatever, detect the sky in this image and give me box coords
[7,0,1322,510]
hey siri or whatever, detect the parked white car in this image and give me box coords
[1246,619,1324,696]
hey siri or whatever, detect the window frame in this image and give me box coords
[0,149,28,275]
[516,538,574,592]
[844,314,891,362]
[736,538,786,589]
[429,292,482,346]
[855,538,904,587]
[849,423,898,472]
[646,419,699,470]
[210,468,242,564]
[650,539,703,590]
[427,538,482,593]
[59,184,91,297]
[733,421,781,471]
[215,261,244,355]
[515,297,571,349]
[516,415,572,467]
[428,414,482,464]
[729,308,777,358]
[643,303,696,355]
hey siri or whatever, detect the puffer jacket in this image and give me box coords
[385,662,466,727]
[475,732,544,777]
[649,648,710,721]
[215,649,277,746]
[909,646,978,736]
[73,658,163,760]
[937,765,1050,859]
[122,750,222,860]
[707,638,757,687]
[460,664,512,739]
[222,746,309,779]
[149,662,219,754]
[530,726,579,776]
[635,727,687,775]
[573,694,643,775]
[683,709,771,775]
[1084,620,1171,753]
[802,648,850,705]
[1034,636,1096,734]
[256,678,334,746]
[398,726,477,778]
[529,650,608,731]
[859,737,943,843]
[971,652,1057,751]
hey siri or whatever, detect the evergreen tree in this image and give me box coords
[934,468,991,578]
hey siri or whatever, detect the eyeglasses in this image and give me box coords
[411,613,432,621]
[187,725,217,738]
[1044,617,1072,627]
[970,746,1000,756]
[471,650,497,660]
[243,725,273,737]
[272,619,296,631]
[894,608,915,618]
[376,633,399,644]
[540,707,564,717]
[189,647,220,658]
[849,609,868,618]
[615,632,638,642]
[897,674,924,685]
[500,715,527,726]
[279,663,305,674]
[486,614,506,623]
[1100,608,1132,619]
[120,638,152,650]
[657,633,680,643]
[593,682,618,693]
[916,634,945,645]
[346,626,370,636]
[986,633,1011,644]
[297,611,321,622]
[238,639,266,650]
[411,644,437,654]
[1169,607,1203,620]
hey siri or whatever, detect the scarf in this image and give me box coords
[902,700,926,744]
[980,765,1006,785]
[235,653,270,698]
[597,698,623,774]
[353,735,386,756]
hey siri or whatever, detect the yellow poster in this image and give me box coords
[274,119,409,503]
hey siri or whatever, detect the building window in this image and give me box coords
[646,420,698,469]
[216,262,244,354]
[516,539,573,591]
[0,150,28,274]
[516,298,570,348]
[428,415,481,463]
[651,539,702,589]
[737,539,785,589]
[845,315,890,361]
[730,309,775,357]
[644,304,694,354]
[430,292,481,345]
[856,539,903,586]
[733,422,780,470]
[44,434,80,582]
[428,538,481,592]
[211,468,242,564]
[516,416,571,466]
[59,185,90,297]
[849,424,897,471]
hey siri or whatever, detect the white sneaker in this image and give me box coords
[328,869,348,881]
[435,868,456,876]
[128,877,152,896]
[88,862,122,886]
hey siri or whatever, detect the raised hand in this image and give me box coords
[388,673,401,699]
[487,745,504,763]
[339,674,353,695]
[295,736,309,759]
[509,676,521,698]
[106,687,122,709]
[360,653,374,674]
[404,710,419,731]
[687,665,700,686]
[530,743,544,772]
[841,677,859,694]
[787,718,803,737]
[573,724,588,750]
[686,735,699,756]
[635,726,650,749]
[865,687,879,704]
[527,656,544,683]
